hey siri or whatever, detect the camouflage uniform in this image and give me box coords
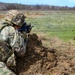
[0,19,17,57]
[0,10,27,74]
[0,20,16,74]
[0,10,26,57]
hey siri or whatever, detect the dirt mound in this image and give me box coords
[16,34,75,75]
[0,34,75,75]
[16,34,57,75]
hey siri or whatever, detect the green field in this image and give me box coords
[0,10,75,41]
[25,11,75,41]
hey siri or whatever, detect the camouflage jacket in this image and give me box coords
[0,20,16,73]
[0,20,26,65]
[0,20,16,67]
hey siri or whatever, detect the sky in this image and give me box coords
[0,0,75,7]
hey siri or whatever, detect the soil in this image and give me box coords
[16,34,75,75]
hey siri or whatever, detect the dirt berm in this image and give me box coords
[16,34,75,75]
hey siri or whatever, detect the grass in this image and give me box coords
[0,10,75,42]
[25,10,75,41]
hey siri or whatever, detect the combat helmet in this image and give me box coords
[5,10,19,22]
[11,13,26,27]
[5,10,26,27]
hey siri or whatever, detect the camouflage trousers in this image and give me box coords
[0,62,16,75]
[0,41,16,74]
[0,41,16,67]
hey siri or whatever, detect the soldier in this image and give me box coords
[0,10,32,74]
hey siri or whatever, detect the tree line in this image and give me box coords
[0,2,74,10]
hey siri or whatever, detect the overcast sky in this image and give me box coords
[0,0,75,7]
